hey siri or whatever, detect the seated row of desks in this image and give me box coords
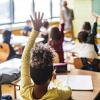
[0,58,100,100]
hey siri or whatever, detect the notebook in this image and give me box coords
[50,75,93,90]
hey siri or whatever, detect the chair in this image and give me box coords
[74,58,83,69]
[74,58,100,72]
[0,79,20,100]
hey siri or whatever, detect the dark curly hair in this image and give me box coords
[42,20,49,29]
[30,43,54,85]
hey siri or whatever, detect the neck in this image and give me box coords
[33,83,49,99]
[64,6,68,9]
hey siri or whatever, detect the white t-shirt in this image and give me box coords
[71,43,98,59]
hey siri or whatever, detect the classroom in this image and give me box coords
[0,0,100,100]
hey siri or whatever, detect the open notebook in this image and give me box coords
[49,75,93,90]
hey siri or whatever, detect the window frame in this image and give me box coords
[0,0,62,25]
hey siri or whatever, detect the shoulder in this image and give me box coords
[47,87,72,99]
[69,8,74,14]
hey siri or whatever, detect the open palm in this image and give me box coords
[30,12,44,31]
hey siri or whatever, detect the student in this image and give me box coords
[71,31,98,59]
[22,20,32,36]
[0,30,16,61]
[20,12,72,100]
[48,23,64,63]
[40,20,49,43]
[82,17,98,54]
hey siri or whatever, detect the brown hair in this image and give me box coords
[30,43,54,85]
[78,31,88,42]
[82,22,91,32]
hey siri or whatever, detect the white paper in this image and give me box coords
[55,75,93,90]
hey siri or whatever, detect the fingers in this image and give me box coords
[31,12,44,21]
[35,12,37,21]
[38,12,40,19]
[36,12,44,20]
[40,13,44,20]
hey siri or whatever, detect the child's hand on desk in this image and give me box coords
[30,12,44,31]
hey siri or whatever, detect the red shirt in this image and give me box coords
[48,24,64,63]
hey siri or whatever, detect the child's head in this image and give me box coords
[30,43,54,85]
[23,20,32,36]
[82,22,91,33]
[50,26,61,41]
[26,20,32,26]
[2,30,11,43]
[78,31,88,43]
[42,20,49,29]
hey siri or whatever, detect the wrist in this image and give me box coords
[34,28,40,32]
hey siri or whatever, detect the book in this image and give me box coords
[49,75,93,90]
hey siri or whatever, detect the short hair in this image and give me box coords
[30,43,54,85]
[42,20,49,29]
[63,1,67,7]
[78,31,88,42]
[50,26,61,41]
[26,20,31,24]
[82,22,91,31]
[2,30,11,43]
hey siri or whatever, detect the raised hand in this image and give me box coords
[95,16,98,22]
[92,14,98,22]
[30,12,44,31]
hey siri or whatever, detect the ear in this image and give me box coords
[51,71,56,81]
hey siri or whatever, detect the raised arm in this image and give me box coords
[21,12,44,88]
[92,16,98,36]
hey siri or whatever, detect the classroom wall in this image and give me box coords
[0,0,100,43]
[73,0,100,43]
[74,0,92,36]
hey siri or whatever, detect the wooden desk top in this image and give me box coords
[67,69,100,100]
[12,69,100,100]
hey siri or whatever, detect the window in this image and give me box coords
[52,0,60,18]
[0,0,11,24]
[34,0,50,19]
[14,0,33,23]
[0,0,63,25]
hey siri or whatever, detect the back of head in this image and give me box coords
[2,30,11,43]
[78,31,88,42]
[42,20,49,29]
[50,26,61,41]
[26,20,31,25]
[30,43,54,85]
[82,22,91,32]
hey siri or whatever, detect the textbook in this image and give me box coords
[49,75,93,90]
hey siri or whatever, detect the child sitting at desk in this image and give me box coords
[20,12,72,100]
[0,30,16,62]
[22,20,32,36]
[48,23,64,63]
[81,16,98,54]
[39,20,49,43]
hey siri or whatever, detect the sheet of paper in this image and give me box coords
[54,75,93,90]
